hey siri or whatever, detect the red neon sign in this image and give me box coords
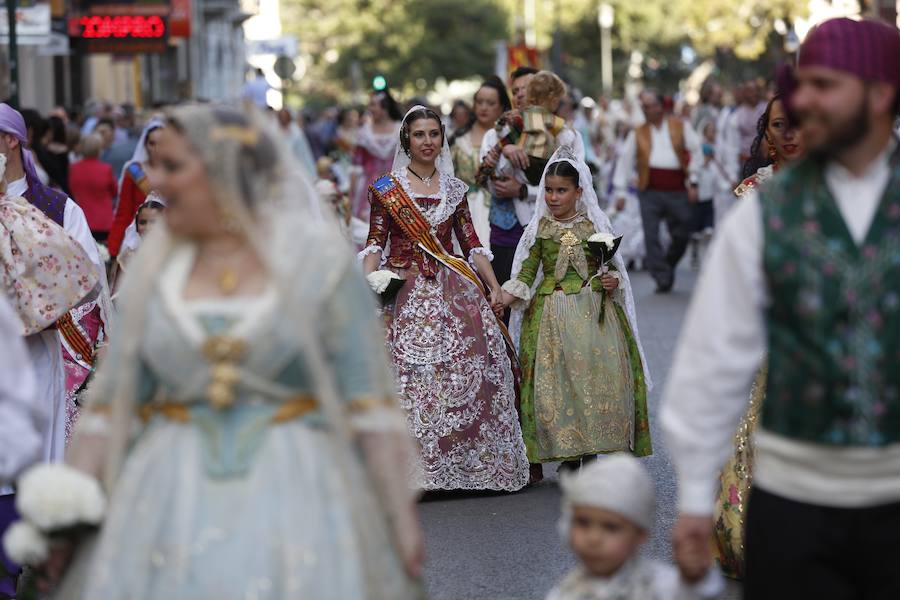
[75,15,166,39]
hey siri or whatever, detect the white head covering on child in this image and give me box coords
[508,145,651,389]
[559,454,656,534]
[119,191,166,256]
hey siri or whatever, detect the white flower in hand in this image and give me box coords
[589,232,616,249]
[16,464,106,531]
[366,270,401,294]
[3,521,49,565]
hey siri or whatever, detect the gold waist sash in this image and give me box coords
[137,394,319,424]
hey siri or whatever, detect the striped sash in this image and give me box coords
[370,174,517,351]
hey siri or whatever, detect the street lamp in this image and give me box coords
[598,3,614,95]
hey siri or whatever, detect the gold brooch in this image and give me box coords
[560,230,581,258]
[201,336,246,410]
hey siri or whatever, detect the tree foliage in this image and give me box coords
[284,0,510,101]
[283,0,811,102]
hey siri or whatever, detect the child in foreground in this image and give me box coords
[548,454,723,600]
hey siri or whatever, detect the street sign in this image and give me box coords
[246,36,297,58]
[0,2,50,38]
[273,55,296,80]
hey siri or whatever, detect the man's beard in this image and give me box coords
[808,92,870,160]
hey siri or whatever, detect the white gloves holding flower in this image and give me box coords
[365,270,402,295]
[2,464,106,566]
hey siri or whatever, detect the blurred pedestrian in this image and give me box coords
[242,67,270,109]
[106,117,165,257]
[350,90,402,221]
[612,89,703,293]
[68,133,117,243]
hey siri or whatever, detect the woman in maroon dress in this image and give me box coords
[361,106,529,492]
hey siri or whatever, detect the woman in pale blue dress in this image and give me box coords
[52,105,424,599]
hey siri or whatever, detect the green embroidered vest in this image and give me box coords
[760,146,900,446]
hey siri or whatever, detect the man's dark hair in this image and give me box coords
[510,66,538,81]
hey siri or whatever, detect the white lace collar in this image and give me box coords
[392,169,467,227]
[545,212,589,229]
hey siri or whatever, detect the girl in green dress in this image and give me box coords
[500,146,652,470]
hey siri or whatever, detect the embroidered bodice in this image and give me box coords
[364,171,483,277]
[516,215,604,296]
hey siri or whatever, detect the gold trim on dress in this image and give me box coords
[137,394,319,424]
[346,395,395,413]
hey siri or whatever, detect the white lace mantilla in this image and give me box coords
[392,170,468,228]
[355,122,399,161]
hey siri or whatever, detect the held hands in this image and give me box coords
[614,197,626,212]
[488,286,506,317]
[672,514,714,584]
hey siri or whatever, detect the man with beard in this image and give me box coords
[662,18,900,599]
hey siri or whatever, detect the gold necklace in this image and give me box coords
[218,266,239,295]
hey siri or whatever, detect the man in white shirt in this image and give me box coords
[243,68,271,110]
[732,81,767,164]
[664,18,900,599]
[613,90,703,292]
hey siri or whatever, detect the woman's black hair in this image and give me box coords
[742,94,781,180]
[143,124,164,149]
[47,116,67,145]
[449,75,512,147]
[337,107,357,128]
[544,160,581,187]
[134,200,165,226]
[373,88,404,122]
[400,107,445,156]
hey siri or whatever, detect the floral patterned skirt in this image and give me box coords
[712,365,767,579]
[381,267,529,491]
[518,289,652,463]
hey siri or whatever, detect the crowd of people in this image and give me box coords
[0,15,898,600]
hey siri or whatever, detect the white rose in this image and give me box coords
[365,270,401,295]
[2,521,49,566]
[16,464,107,531]
[588,232,616,249]
[96,243,111,263]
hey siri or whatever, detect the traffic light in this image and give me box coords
[372,75,387,91]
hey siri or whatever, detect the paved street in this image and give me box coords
[419,265,742,599]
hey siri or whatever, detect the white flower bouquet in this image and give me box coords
[587,232,621,255]
[365,269,405,305]
[587,232,624,324]
[2,464,106,568]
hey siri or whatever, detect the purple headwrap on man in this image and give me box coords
[0,103,41,182]
[799,18,900,87]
